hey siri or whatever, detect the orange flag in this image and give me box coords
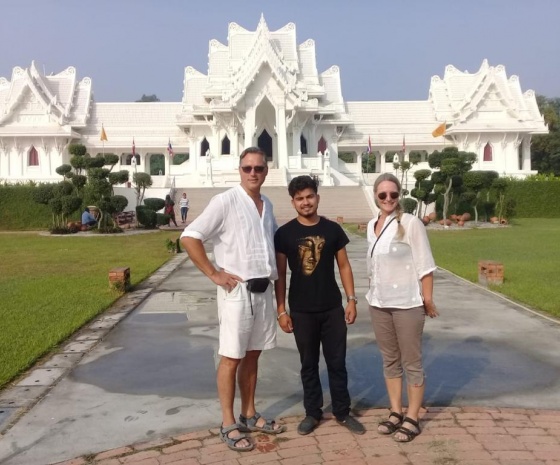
[432,122,447,138]
[100,125,108,142]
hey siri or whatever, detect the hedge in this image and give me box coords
[0,184,52,230]
[506,178,560,218]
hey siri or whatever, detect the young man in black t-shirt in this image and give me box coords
[274,175,365,435]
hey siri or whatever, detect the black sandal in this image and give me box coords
[378,411,404,435]
[393,416,421,443]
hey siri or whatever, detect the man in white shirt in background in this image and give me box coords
[181,147,285,452]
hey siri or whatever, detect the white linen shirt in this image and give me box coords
[181,185,278,281]
[366,212,436,309]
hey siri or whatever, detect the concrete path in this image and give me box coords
[1,233,559,465]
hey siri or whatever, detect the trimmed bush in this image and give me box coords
[0,183,52,230]
[136,205,157,228]
[157,213,171,226]
[144,197,165,212]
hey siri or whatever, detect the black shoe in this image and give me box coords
[297,416,320,435]
[336,415,365,435]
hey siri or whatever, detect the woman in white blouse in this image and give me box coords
[366,173,439,443]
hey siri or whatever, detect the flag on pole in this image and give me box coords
[432,122,447,138]
[402,135,406,153]
[100,125,108,142]
[167,139,174,157]
[367,136,372,154]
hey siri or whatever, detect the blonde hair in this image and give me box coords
[373,173,405,240]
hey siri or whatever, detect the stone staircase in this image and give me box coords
[173,185,374,225]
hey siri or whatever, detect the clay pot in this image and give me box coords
[490,216,499,224]
[500,218,508,225]
[462,213,471,221]
[444,219,452,226]
[428,212,437,221]
[458,220,465,227]
[422,216,431,225]
[450,214,458,222]
[80,225,88,231]
[438,219,445,225]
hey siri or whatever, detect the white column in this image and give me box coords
[522,136,532,171]
[277,106,287,169]
[244,108,256,147]
[377,151,386,173]
[188,136,197,174]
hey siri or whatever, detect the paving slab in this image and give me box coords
[0,233,559,465]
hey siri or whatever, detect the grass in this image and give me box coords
[2,219,560,388]
[345,219,560,319]
[0,230,182,388]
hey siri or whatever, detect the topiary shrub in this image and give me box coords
[401,197,418,214]
[144,197,165,212]
[136,205,157,228]
[156,213,170,226]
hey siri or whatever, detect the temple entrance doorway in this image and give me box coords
[258,130,273,165]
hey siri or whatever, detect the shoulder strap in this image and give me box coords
[370,217,396,258]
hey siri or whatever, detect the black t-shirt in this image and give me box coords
[274,216,349,313]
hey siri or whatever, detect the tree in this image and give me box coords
[410,169,433,217]
[136,94,160,102]
[462,170,499,222]
[532,95,560,175]
[428,147,476,225]
[133,172,153,206]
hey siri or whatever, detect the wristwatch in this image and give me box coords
[347,295,358,304]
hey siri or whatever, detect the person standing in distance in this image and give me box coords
[367,173,438,443]
[274,175,365,436]
[179,192,190,223]
[181,147,285,452]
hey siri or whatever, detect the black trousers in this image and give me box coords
[291,307,350,421]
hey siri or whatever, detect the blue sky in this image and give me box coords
[1,0,559,103]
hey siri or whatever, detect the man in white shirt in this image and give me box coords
[181,147,285,452]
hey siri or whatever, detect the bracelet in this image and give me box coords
[277,311,288,321]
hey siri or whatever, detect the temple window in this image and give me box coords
[317,136,327,155]
[201,137,210,156]
[125,154,141,165]
[28,146,39,166]
[300,135,308,154]
[221,135,230,155]
[483,142,493,162]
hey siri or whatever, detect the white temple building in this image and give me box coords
[0,15,548,189]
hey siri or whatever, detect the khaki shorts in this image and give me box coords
[216,281,276,359]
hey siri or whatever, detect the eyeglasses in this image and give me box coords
[377,191,400,200]
[240,165,266,174]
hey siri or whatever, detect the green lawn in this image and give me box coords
[1,220,559,389]
[428,218,560,318]
[0,230,181,388]
[345,219,560,319]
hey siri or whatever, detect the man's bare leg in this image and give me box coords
[217,355,251,447]
[238,350,260,420]
[238,350,282,431]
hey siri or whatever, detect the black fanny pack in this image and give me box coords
[246,278,270,293]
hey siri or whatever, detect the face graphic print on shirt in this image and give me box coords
[297,235,325,276]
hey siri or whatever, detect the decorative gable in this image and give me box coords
[0,62,92,133]
[429,59,546,131]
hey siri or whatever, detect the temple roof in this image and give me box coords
[80,102,186,148]
[0,61,92,130]
[182,15,346,118]
[429,59,546,132]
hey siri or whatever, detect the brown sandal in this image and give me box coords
[378,411,403,435]
[393,417,421,442]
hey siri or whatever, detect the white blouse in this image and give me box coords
[366,212,436,309]
[181,185,278,281]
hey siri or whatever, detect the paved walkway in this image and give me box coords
[54,407,560,465]
[1,233,560,465]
